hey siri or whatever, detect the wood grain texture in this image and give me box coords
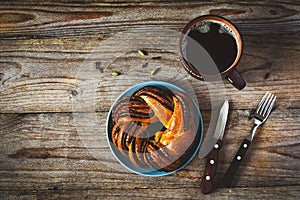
[0,0,299,199]
[0,186,300,200]
[0,1,299,39]
[0,110,299,188]
[0,32,299,113]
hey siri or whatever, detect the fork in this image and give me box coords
[223,92,276,187]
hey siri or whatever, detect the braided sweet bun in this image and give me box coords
[109,85,201,172]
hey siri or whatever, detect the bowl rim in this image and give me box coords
[105,80,204,177]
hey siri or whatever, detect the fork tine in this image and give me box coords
[257,92,269,114]
[264,95,276,118]
[257,93,272,115]
[262,94,275,117]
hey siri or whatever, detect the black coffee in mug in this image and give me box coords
[186,21,237,74]
[180,15,246,90]
[184,20,238,75]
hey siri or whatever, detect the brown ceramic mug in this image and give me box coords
[180,15,246,90]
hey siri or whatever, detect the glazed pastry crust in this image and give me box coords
[110,86,199,172]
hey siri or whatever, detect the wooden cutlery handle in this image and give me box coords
[223,139,252,187]
[200,139,222,194]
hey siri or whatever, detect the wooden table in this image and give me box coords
[0,1,299,199]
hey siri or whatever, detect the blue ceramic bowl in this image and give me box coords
[106,81,203,176]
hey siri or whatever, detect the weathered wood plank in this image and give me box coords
[0,1,299,199]
[0,109,299,189]
[0,1,299,39]
[0,186,299,200]
[0,32,299,113]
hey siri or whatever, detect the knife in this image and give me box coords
[200,99,229,194]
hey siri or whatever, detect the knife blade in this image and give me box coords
[200,99,229,194]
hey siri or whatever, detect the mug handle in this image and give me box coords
[226,69,246,90]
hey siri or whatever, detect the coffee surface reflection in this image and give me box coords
[185,21,238,75]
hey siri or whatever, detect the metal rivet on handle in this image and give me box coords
[237,156,242,160]
[206,176,211,181]
[210,160,215,165]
